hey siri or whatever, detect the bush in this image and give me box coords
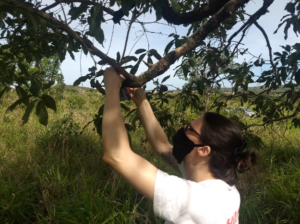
[67,94,86,109]
[36,113,80,151]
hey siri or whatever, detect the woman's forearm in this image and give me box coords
[102,89,131,160]
[137,100,172,154]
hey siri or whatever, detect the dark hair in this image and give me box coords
[199,112,257,186]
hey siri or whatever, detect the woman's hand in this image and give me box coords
[127,87,147,106]
[103,67,125,92]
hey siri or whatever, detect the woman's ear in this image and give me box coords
[197,146,211,157]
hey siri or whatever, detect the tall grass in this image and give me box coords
[0,89,299,223]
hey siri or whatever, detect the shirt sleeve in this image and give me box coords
[153,169,192,222]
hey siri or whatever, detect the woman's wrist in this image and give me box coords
[135,98,148,107]
[105,86,120,97]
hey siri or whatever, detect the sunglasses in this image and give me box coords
[184,123,201,138]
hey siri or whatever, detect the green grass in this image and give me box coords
[0,89,300,223]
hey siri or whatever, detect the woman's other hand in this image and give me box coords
[127,87,147,106]
[103,67,125,92]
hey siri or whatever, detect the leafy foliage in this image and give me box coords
[0,0,299,132]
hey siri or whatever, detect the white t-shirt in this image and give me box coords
[153,162,240,224]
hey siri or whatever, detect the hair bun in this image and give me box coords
[237,151,257,173]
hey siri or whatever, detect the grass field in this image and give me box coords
[0,88,299,223]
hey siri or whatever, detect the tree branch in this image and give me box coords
[3,0,138,85]
[161,0,231,25]
[136,0,251,86]
[42,0,114,15]
[224,0,275,50]
[121,11,143,62]
[245,101,300,129]
[254,21,278,79]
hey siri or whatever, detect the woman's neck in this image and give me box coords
[185,163,216,183]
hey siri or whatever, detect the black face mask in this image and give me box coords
[172,128,247,164]
[172,128,205,164]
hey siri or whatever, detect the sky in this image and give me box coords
[5,0,299,90]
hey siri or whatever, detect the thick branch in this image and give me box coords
[136,0,251,86]
[161,0,231,25]
[3,0,138,85]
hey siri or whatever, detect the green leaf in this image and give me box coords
[242,94,248,103]
[36,101,48,126]
[94,28,105,45]
[68,3,89,20]
[18,63,29,76]
[120,103,130,111]
[42,95,56,112]
[94,117,103,136]
[130,64,139,75]
[188,58,195,67]
[6,98,25,114]
[147,56,153,64]
[196,80,205,95]
[96,70,104,77]
[121,0,132,16]
[125,123,134,132]
[224,48,229,57]
[164,40,174,55]
[149,49,162,60]
[285,2,295,14]
[121,56,138,64]
[41,41,50,58]
[170,0,181,13]
[73,75,88,86]
[161,75,170,83]
[281,67,287,81]
[135,49,146,54]
[22,101,36,125]
[42,80,55,89]
[24,12,37,32]
[15,86,27,99]
[98,60,107,65]
[295,69,300,85]
[0,86,8,99]
[96,86,106,95]
[130,53,146,75]
[116,52,121,63]
[68,49,75,60]
[98,104,105,116]
[110,0,115,7]
[90,4,105,45]
[29,80,40,97]
[153,0,163,21]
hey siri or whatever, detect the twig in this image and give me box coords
[58,0,67,24]
[254,21,278,79]
[142,60,153,68]
[128,33,144,56]
[230,25,250,58]
[224,0,275,51]
[121,11,143,62]
[80,119,95,135]
[42,0,114,15]
[137,20,150,51]
[80,49,82,77]
[106,23,114,55]
[246,101,300,129]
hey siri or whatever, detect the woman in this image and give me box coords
[102,67,257,224]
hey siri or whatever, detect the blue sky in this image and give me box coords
[25,1,300,90]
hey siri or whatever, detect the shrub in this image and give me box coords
[67,94,86,109]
